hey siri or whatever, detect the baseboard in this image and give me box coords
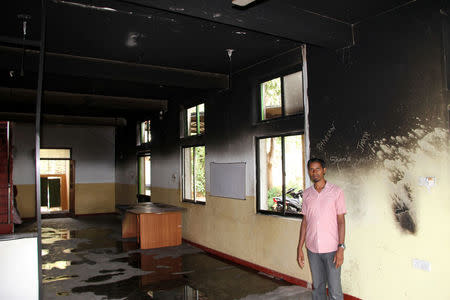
[183,239,361,300]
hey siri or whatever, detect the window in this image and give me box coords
[184,103,205,136]
[41,148,71,159]
[260,70,303,121]
[182,146,205,203]
[257,134,305,216]
[138,154,151,197]
[140,120,151,144]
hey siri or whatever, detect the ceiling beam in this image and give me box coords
[0,112,127,127]
[0,45,229,90]
[0,86,168,116]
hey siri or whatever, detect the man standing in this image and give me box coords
[298,158,346,300]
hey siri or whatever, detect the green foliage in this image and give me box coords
[195,146,205,197]
[263,78,281,106]
[266,186,282,211]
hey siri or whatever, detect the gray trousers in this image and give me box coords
[307,249,343,300]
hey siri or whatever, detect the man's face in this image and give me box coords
[308,162,326,183]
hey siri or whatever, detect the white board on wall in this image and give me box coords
[210,162,246,200]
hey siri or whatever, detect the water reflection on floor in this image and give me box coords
[20,215,312,299]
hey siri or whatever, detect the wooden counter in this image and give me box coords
[122,203,185,249]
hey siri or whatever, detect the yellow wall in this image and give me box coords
[115,183,137,205]
[15,183,116,217]
[75,183,115,215]
[15,184,35,218]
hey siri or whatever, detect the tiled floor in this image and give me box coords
[17,215,312,299]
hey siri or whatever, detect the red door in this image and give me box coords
[0,121,13,234]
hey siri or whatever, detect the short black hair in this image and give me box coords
[307,158,326,169]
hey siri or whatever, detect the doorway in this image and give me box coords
[137,153,151,202]
[40,148,72,214]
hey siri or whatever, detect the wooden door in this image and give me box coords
[40,177,48,207]
[48,178,61,207]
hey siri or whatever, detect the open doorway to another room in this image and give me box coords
[40,148,72,215]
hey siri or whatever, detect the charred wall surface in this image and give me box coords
[308,0,449,234]
[116,1,449,298]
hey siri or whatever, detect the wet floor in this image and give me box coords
[17,215,312,299]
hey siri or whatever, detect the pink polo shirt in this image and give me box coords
[301,182,346,253]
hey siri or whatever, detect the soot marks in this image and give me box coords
[85,272,125,283]
[391,194,416,234]
[99,268,126,273]
[403,184,413,202]
[72,275,187,299]
[72,276,142,299]
[389,168,405,184]
[109,253,140,269]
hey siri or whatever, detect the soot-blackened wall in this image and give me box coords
[307,1,449,298]
[148,1,449,298]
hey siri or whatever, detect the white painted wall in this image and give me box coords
[0,237,39,299]
[12,123,115,184]
[115,154,137,185]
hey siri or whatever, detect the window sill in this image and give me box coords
[182,199,206,205]
[256,210,303,220]
[256,112,304,124]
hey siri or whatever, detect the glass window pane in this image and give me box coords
[258,137,282,212]
[283,71,303,116]
[138,156,145,195]
[40,160,67,174]
[140,120,151,144]
[183,148,194,199]
[140,122,146,143]
[144,156,151,196]
[284,135,304,214]
[194,146,205,201]
[261,78,282,120]
[186,107,197,136]
[40,149,70,159]
[198,104,205,135]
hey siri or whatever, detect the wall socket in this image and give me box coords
[412,259,431,272]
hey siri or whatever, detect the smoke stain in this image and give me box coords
[85,272,125,283]
[391,194,416,234]
[389,169,405,184]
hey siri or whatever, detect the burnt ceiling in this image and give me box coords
[0,0,416,117]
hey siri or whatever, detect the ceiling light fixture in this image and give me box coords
[17,14,31,77]
[226,49,235,89]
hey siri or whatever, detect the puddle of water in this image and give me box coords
[41,219,296,300]
[41,228,71,245]
[42,260,71,270]
[43,275,79,283]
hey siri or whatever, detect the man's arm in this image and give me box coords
[297,215,307,268]
[333,214,345,268]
